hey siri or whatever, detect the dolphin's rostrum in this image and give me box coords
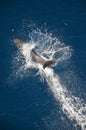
[13,39,56,69]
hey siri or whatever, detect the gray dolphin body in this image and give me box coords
[13,39,56,69]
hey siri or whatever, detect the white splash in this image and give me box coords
[42,68,86,130]
[11,28,86,130]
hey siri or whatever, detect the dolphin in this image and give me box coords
[13,39,56,69]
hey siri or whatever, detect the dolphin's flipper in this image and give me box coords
[43,60,56,69]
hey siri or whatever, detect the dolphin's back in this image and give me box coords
[31,50,56,69]
[31,50,46,64]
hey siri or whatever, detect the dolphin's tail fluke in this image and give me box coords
[43,60,56,69]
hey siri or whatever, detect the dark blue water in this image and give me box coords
[0,0,86,130]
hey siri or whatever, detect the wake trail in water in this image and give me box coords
[11,27,86,130]
[39,67,86,130]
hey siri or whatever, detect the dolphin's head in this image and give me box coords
[14,39,19,44]
[13,39,24,48]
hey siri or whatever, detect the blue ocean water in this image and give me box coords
[0,0,86,130]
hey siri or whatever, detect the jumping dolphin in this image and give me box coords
[13,39,56,69]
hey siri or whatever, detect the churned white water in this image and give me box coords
[11,28,86,130]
